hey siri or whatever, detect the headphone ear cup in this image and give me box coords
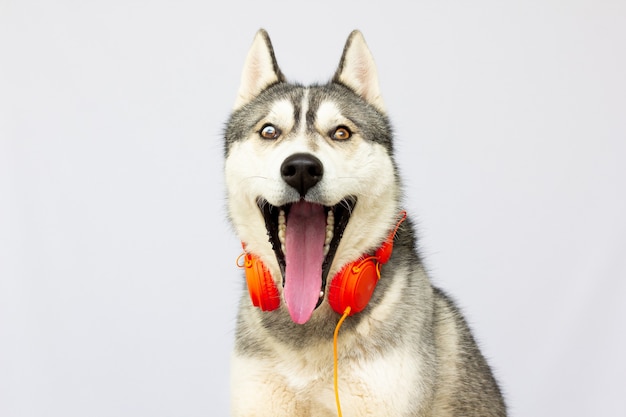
[328,259,379,315]
[244,254,280,311]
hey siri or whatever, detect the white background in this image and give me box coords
[1,1,625,416]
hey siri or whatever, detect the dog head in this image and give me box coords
[224,30,401,324]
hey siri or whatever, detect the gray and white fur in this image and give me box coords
[224,29,506,416]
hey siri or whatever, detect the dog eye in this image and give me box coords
[259,124,281,140]
[331,126,352,140]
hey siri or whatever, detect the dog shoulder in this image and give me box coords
[431,288,507,416]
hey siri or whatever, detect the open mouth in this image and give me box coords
[258,197,356,324]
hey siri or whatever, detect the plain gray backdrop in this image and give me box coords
[1,1,625,416]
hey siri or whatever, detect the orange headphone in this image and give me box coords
[240,211,406,316]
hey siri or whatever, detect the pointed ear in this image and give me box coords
[233,29,285,110]
[333,30,386,113]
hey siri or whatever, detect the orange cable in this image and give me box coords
[333,306,351,417]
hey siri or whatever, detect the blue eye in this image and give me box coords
[260,124,281,139]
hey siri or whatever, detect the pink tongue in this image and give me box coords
[283,201,326,324]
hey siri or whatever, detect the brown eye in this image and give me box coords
[260,124,281,139]
[331,126,352,140]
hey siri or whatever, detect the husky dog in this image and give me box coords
[224,29,506,417]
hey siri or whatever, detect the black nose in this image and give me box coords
[281,153,324,197]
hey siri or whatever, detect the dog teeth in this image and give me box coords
[324,210,334,255]
[278,209,286,254]
[325,224,334,241]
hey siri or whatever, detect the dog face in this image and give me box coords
[224,30,400,323]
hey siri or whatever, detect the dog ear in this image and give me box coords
[234,29,285,110]
[333,30,386,113]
